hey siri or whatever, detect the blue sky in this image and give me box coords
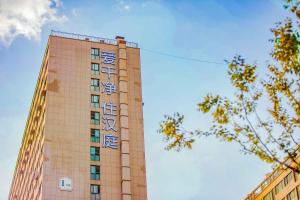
[0,0,291,199]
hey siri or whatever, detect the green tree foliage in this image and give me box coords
[159,0,300,172]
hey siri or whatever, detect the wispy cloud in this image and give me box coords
[113,0,163,12]
[0,0,66,47]
[114,0,131,12]
[71,8,78,17]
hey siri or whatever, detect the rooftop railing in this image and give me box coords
[50,30,138,48]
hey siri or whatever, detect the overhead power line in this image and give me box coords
[140,48,226,65]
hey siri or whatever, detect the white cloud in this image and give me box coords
[0,0,66,46]
[123,4,130,11]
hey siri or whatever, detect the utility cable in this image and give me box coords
[140,48,226,65]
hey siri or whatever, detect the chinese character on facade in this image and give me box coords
[103,134,118,149]
[102,81,117,95]
[102,115,117,132]
[101,102,117,116]
[100,51,118,149]
[101,52,116,64]
[101,66,116,79]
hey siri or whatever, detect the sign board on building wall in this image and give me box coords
[59,177,73,191]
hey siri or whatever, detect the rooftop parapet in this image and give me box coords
[50,30,138,48]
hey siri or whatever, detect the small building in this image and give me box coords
[245,159,300,200]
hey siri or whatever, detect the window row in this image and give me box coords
[262,172,297,200]
[91,48,101,200]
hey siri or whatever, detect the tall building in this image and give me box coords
[245,159,300,200]
[9,31,147,200]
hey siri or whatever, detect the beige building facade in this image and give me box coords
[9,31,147,200]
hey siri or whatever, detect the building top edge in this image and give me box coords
[50,30,138,48]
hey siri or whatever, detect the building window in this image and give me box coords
[91,48,100,60]
[263,192,273,200]
[91,79,100,92]
[286,189,298,200]
[91,63,100,75]
[91,185,100,200]
[275,180,285,194]
[275,172,295,195]
[284,172,294,186]
[91,129,100,143]
[91,111,100,125]
[90,165,100,180]
[91,95,100,108]
[90,147,100,161]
